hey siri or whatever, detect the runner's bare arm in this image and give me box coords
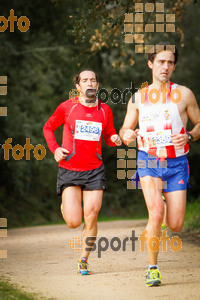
[171,87,200,148]
[119,93,139,144]
[185,88,200,141]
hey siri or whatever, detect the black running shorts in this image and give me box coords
[57,164,107,196]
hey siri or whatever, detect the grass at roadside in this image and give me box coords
[18,212,148,228]
[0,280,39,300]
[185,199,200,231]
[98,215,147,222]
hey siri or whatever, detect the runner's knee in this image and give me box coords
[168,222,183,232]
[66,219,82,228]
[61,206,82,228]
[149,210,164,228]
[63,214,82,228]
[84,211,98,229]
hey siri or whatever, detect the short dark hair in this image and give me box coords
[73,69,99,85]
[148,42,178,64]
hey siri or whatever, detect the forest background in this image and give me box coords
[0,0,200,227]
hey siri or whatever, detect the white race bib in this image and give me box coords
[75,120,102,141]
[138,129,172,148]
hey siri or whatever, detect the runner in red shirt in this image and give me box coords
[43,69,121,275]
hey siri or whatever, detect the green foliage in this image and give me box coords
[0,0,78,227]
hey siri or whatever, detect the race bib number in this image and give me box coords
[75,120,102,141]
[138,130,172,148]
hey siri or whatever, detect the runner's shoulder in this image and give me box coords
[127,91,140,109]
[65,97,79,104]
[176,84,196,103]
[58,97,79,109]
[176,84,194,96]
[98,100,108,106]
[98,100,113,111]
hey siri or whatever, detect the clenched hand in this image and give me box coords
[54,147,70,162]
[171,133,189,149]
[110,134,122,146]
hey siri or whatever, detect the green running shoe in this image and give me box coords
[161,222,167,230]
[146,267,162,287]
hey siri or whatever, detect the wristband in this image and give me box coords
[186,132,194,142]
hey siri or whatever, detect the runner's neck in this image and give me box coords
[78,96,98,107]
[149,81,171,91]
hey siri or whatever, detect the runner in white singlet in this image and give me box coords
[119,42,200,287]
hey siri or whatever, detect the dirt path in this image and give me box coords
[0,220,200,300]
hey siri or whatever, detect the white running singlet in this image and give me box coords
[137,82,189,158]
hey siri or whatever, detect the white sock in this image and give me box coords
[148,264,159,270]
